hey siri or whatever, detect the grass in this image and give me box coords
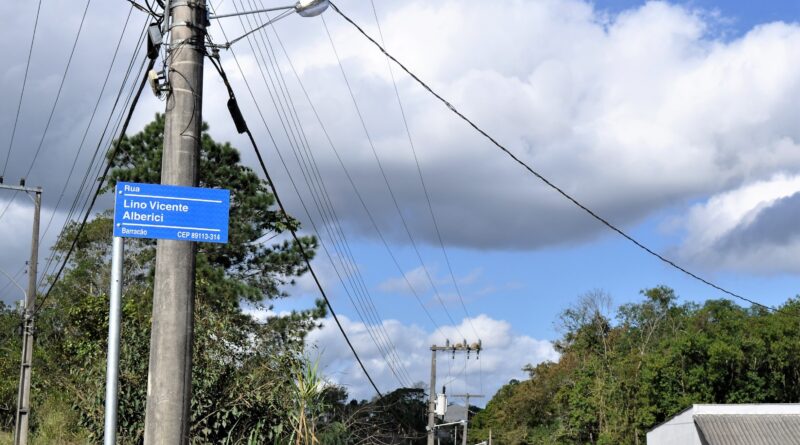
[0,394,89,445]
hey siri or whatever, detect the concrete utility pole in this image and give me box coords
[452,393,484,445]
[427,340,482,445]
[1,181,42,445]
[428,347,436,445]
[142,0,206,443]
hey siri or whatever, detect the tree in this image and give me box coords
[3,114,326,443]
[470,287,800,445]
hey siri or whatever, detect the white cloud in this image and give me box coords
[305,314,557,403]
[4,0,800,284]
[217,0,800,254]
[675,173,800,273]
[376,265,437,294]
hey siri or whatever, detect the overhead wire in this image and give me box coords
[2,0,43,177]
[236,0,413,386]
[320,15,468,337]
[214,0,411,387]
[367,0,481,341]
[37,4,138,241]
[328,1,777,313]
[24,0,94,180]
[205,43,385,396]
[39,50,150,291]
[0,265,26,300]
[261,15,447,343]
[0,0,94,226]
[34,54,155,314]
[207,2,386,395]
[38,18,151,288]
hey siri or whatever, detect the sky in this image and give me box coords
[1,0,800,404]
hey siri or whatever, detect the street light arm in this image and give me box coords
[208,5,294,20]
[212,8,294,49]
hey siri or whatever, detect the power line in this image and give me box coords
[2,0,43,177]
[261,9,447,340]
[328,1,775,313]
[209,1,402,391]
[37,20,150,289]
[205,52,384,397]
[0,0,94,226]
[320,15,468,337]
[245,115,385,397]
[34,56,155,315]
[234,0,412,386]
[0,265,26,300]
[24,0,94,179]
[37,5,138,241]
[39,52,149,292]
[367,0,480,341]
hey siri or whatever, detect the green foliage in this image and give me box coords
[0,302,21,431]
[315,386,428,444]
[0,115,325,443]
[471,287,800,444]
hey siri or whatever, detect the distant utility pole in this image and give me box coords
[427,339,482,445]
[142,0,205,443]
[0,179,42,445]
[451,393,484,445]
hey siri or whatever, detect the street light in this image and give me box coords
[208,0,330,50]
[295,0,329,17]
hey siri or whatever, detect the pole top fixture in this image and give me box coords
[295,0,329,17]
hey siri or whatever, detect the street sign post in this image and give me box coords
[113,181,230,243]
[104,182,229,445]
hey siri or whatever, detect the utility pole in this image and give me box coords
[427,340,482,445]
[1,180,42,445]
[451,393,484,445]
[428,347,436,445]
[142,0,206,443]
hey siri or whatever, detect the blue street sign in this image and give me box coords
[113,182,230,243]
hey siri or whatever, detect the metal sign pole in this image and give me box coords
[103,236,124,445]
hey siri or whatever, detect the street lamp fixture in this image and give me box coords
[295,0,329,17]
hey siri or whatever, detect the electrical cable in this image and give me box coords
[23,0,94,179]
[217,4,447,360]
[320,15,468,336]
[208,4,386,396]
[328,1,776,313]
[37,4,137,240]
[0,265,26,300]
[208,54,384,396]
[34,56,156,315]
[260,8,451,360]
[0,0,94,226]
[37,20,150,287]
[367,0,481,341]
[2,0,43,177]
[39,52,149,291]
[213,0,412,387]
[242,104,385,398]
[235,0,413,386]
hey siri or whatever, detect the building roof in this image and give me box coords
[694,414,800,445]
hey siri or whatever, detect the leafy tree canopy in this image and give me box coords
[470,287,800,445]
[0,115,325,443]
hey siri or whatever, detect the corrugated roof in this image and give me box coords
[694,414,800,445]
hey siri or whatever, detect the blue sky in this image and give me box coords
[2,0,800,402]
